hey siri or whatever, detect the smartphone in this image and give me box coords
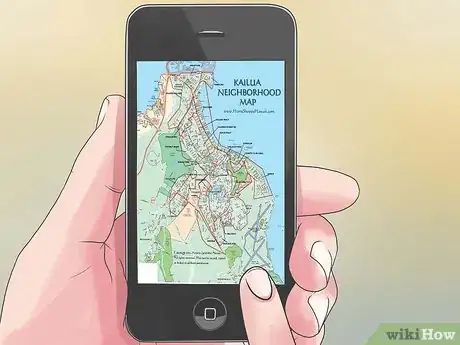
[125,4,297,342]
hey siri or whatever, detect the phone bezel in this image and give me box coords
[125,4,297,342]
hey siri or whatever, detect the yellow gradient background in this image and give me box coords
[1,1,459,344]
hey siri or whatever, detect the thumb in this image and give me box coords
[40,95,125,242]
[240,268,295,345]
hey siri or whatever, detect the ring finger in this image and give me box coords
[285,273,338,338]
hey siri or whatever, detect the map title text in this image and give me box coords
[216,78,282,106]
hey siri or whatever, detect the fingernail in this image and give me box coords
[245,268,273,300]
[96,98,109,128]
[311,241,332,281]
[308,294,329,329]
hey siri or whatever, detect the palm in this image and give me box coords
[0,96,359,345]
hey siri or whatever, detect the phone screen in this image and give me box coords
[136,61,285,285]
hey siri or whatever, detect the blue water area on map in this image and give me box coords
[137,62,167,112]
[137,60,286,283]
[167,61,216,73]
[200,61,286,282]
[137,61,217,112]
[210,185,227,203]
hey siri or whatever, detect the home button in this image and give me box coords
[193,297,227,331]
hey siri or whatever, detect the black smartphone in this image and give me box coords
[125,4,297,342]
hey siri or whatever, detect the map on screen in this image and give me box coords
[136,61,285,284]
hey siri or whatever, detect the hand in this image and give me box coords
[0,95,359,345]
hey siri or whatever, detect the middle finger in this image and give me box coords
[290,215,338,292]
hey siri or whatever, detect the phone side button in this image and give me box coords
[192,297,227,331]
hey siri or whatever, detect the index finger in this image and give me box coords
[297,166,360,216]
